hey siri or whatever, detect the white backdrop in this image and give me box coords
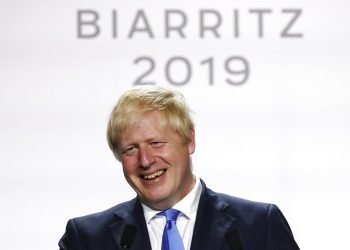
[1,0,350,249]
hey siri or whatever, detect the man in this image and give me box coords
[59,86,300,250]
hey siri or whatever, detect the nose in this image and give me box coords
[138,146,155,168]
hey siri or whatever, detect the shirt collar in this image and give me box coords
[142,175,202,224]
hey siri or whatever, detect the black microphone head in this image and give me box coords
[226,230,243,250]
[121,224,138,249]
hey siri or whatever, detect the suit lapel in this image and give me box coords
[108,198,152,250]
[107,182,239,250]
[190,181,238,250]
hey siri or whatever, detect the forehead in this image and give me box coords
[128,110,164,129]
[119,111,168,142]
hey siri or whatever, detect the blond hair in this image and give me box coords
[107,85,194,160]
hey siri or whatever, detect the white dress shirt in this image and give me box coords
[141,175,202,250]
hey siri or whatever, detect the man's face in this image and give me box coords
[119,111,195,210]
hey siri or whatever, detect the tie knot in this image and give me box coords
[160,208,181,222]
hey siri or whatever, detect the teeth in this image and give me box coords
[143,170,164,180]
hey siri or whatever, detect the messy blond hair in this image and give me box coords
[107,85,194,160]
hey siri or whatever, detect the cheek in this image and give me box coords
[122,158,138,173]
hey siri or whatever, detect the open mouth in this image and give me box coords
[142,169,166,180]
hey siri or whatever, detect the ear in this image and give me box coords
[188,129,196,155]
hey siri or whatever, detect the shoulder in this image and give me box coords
[202,181,272,211]
[69,198,137,230]
[59,199,139,249]
[202,182,297,242]
[213,189,272,212]
[200,181,300,249]
[202,182,281,224]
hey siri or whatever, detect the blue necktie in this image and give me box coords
[159,209,185,250]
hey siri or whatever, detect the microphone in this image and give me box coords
[225,230,243,250]
[120,224,137,249]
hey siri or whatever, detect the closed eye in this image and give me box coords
[150,141,165,148]
[123,145,138,156]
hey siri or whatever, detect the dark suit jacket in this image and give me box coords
[59,181,299,250]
